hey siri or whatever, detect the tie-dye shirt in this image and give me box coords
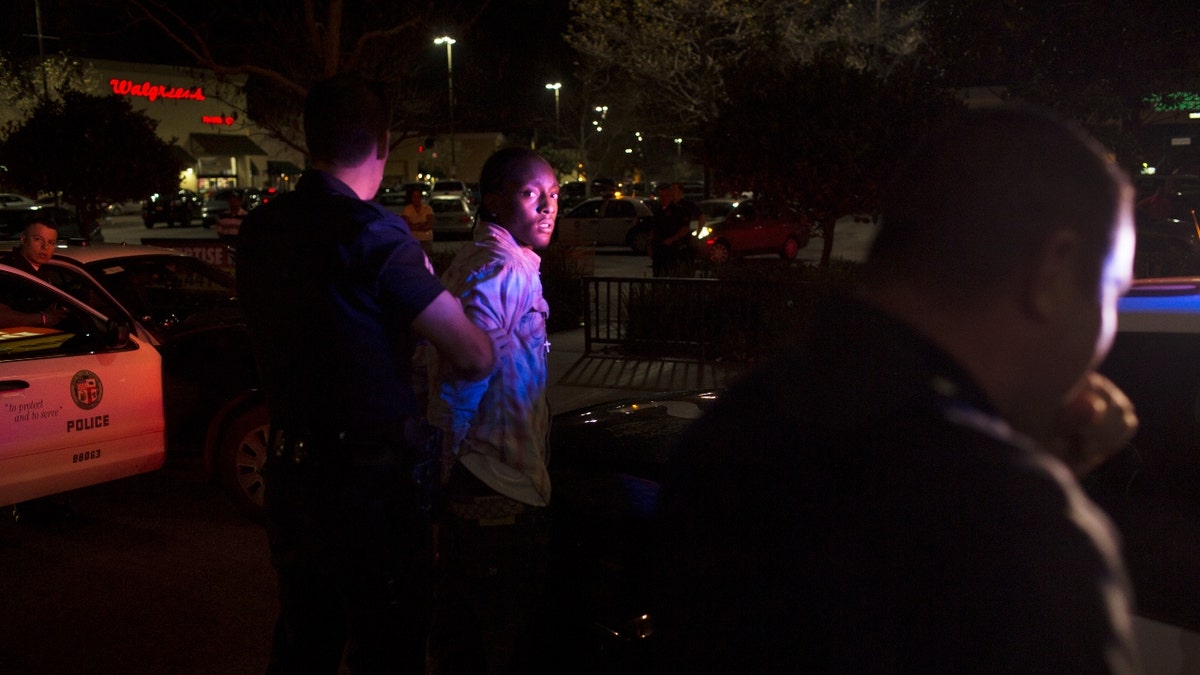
[426,223,551,506]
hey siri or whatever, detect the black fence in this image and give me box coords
[581,275,834,365]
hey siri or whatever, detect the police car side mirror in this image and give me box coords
[106,319,131,349]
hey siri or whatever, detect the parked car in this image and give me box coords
[696,198,737,227]
[679,181,705,202]
[430,179,469,199]
[376,191,409,215]
[0,193,38,207]
[142,189,203,228]
[560,181,590,211]
[200,187,264,228]
[104,199,144,217]
[395,181,432,199]
[690,198,812,263]
[429,194,475,239]
[0,203,103,243]
[27,243,266,518]
[0,263,165,506]
[556,196,657,254]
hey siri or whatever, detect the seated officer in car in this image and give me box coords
[0,220,67,327]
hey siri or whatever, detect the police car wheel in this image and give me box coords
[218,404,270,521]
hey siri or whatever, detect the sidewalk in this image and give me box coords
[546,325,743,413]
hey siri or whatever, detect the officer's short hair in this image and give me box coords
[304,73,391,167]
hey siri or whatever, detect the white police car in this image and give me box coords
[28,243,266,520]
[1096,277,1200,673]
[0,263,165,506]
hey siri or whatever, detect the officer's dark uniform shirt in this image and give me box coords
[0,250,54,315]
[236,170,444,437]
[1,250,38,276]
[657,294,1139,674]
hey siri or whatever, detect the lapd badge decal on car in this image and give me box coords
[71,370,103,410]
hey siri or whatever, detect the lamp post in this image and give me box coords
[674,138,683,181]
[545,82,561,137]
[434,36,457,177]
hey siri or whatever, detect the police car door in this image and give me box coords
[0,266,165,505]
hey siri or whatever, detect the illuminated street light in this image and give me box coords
[545,82,562,136]
[434,36,457,176]
[593,105,608,133]
[675,138,683,180]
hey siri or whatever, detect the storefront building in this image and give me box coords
[89,59,306,195]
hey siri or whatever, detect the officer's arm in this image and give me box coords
[412,290,495,381]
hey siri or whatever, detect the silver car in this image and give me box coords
[429,195,476,239]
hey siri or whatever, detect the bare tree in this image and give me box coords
[566,0,925,130]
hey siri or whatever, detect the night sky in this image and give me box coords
[1,1,576,132]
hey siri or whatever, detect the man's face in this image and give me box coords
[487,157,559,249]
[20,223,57,266]
[1055,198,1136,404]
[1091,202,1137,365]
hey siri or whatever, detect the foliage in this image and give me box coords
[710,54,961,265]
[566,0,924,131]
[0,54,98,131]
[567,0,943,266]
[922,0,1200,174]
[0,91,182,225]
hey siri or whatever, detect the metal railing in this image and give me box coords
[581,275,826,364]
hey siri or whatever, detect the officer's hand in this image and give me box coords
[1044,372,1138,476]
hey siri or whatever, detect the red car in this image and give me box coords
[691,198,812,263]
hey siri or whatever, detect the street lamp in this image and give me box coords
[434,35,457,176]
[675,138,683,180]
[545,82,561,136]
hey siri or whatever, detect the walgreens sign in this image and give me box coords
[109,79,206,102]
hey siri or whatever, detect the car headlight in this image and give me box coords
[694,226,712,239]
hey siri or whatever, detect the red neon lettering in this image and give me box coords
[109,79,206,102]
[201,115,236,126]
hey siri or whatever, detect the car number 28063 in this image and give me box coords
[72,449,102,464]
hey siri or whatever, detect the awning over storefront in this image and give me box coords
[190,133,268,157]
[267,160,305,175]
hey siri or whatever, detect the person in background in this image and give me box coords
[215,192,249,241]
[424,147,558,674]
[656,105,1142,674]
[0,219,67,327]
[650,182,702,277]
[236,72,494,675]
[401,186,435,254]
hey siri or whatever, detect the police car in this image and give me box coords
[12,243,267,519]
[0,264,165,506]
[1094,277,1200,672]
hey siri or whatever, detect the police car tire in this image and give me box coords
[218,404,270,522]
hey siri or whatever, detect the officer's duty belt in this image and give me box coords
[268,426,407,468]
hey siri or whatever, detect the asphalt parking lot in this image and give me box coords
[0,470,277,675]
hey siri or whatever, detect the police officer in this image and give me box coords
[237,73,494,675]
